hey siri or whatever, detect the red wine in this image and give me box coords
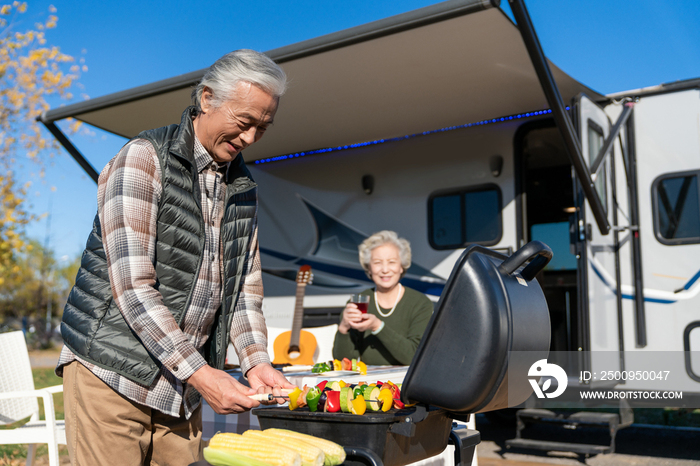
[355,302,368,313]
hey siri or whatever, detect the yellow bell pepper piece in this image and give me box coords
[351,395,367,415]
[288,387,303,411]
[357,361,367,375]
[378,388,393,412]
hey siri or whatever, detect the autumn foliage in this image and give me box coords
[0,175,32,284]
[0,2,80,283]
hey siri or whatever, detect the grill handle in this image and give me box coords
[498,241,553,281]
[344,446,383,466]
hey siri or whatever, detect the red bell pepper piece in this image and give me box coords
[389,384,405,409]
[325,390,341,412]
[316,380,328,391]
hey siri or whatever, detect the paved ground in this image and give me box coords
[479,460,566,466]
[28,347,62,369]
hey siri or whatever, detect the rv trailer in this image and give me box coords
[41,0,700,419]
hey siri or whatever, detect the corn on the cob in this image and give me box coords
[243,430,324,466]
[203,447,274,466]
[208,432,301,466]
[262,429,346,466]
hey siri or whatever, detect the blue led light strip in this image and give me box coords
[255,108,559,165]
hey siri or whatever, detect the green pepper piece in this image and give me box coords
[306,387,322,412]
[311,363,323,373]
[353,385,364,399]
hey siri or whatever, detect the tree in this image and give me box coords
[0,238,80,346]
[0,2,81,283]
[0,174,32,285]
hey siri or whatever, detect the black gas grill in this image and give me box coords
[196,241,553,466]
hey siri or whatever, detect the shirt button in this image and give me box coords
[173,365,178,372]
[211,254,215,261]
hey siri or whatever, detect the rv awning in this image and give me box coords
[40,0,603,165]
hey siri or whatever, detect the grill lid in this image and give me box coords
[402,241,552,413]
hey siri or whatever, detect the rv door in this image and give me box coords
[574,95,622,387]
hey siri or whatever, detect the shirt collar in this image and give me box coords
[193,135,228,174]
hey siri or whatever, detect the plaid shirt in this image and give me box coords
[58,136,270,418]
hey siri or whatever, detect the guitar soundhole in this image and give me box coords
[288,346,301,360]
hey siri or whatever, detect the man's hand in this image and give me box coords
[246,363,296,406]
[187,365,258,414]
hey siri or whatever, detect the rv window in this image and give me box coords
[429,185,502,249]
[587,121,608,212]
[653,171,700,245]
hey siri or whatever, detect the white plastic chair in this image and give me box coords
[0,331,66,466]
[306,324,338,363]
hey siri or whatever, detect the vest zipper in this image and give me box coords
[218,182,257,367]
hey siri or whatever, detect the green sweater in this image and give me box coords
[332,286,434,366]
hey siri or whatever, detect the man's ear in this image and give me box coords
[200,87,213,113]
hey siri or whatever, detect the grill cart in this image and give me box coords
[196,241,553,466]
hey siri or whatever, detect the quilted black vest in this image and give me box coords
[60,107,257,386]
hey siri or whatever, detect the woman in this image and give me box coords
[332,230,434,366]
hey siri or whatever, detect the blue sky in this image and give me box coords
[16,0,700,261]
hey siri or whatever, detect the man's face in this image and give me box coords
[194,82,279,163]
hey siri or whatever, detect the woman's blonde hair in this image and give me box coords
[358,230,411,279]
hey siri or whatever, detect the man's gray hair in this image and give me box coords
[192,49,287,112]
[358,230,412,279]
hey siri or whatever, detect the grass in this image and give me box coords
[0,368,67,464]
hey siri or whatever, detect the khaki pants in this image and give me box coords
[63,361,203,466]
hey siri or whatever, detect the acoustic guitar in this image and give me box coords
[272,265,318,365]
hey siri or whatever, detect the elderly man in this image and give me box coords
[56,49,294,465]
